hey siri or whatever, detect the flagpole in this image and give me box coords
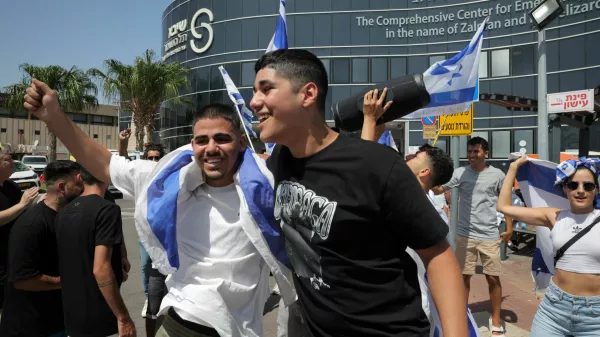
[235,111,256,153]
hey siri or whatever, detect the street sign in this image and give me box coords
[547,89,595,114]
[423,125,437,139]
[421,116,437,126]
[438,104,474,136]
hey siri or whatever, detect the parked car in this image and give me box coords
[21,155,48,176]
[10,161,41,191]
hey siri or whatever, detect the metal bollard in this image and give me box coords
[499,220,507,261]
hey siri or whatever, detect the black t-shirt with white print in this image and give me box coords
[268,133,449,337]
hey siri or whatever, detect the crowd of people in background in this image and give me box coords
[0,48,596,337]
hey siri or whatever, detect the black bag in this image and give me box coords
[554,216,600,267]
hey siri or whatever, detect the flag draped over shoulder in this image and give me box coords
[509,153,566,291]
[406,18,488,119]
[139,144,287,275]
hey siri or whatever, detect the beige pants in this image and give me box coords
[454,234,501,276]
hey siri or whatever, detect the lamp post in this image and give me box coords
[529,0,563,160]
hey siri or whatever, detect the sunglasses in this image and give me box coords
[147,156,161,161]
[566,181,598,192]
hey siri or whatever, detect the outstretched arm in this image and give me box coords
[497,155,559,228]
[118,129,131,158]
[24,79,112,183]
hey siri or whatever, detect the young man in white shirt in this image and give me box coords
[23,81,295,337]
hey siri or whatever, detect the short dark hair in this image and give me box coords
[44,160,81,186]
[78,165,103,186]
[255,49,328,114]
[417,144,454,187]
[143,143,165,160]
[467,136,489,152]
[192,103,242,136]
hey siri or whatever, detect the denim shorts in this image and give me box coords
[530,278,600,337]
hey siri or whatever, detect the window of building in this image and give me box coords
[18,129,24,134]
[429,55,446,66]
[34,130,40,135]
[321,59,331,82]
[69,113,87,124]
[0,108,9,116]
[102,116,114,125]
[0,128,5,133]
[492,130,511,158]
[106,135,111,140]
[479,51,489,79]
[512,45,535,76]
[332,59,350,83]
[471,131,488,141]
[352,58,369,83]
[93,134,98,139]
[12,110,27,119]
[514,129,534,155]
[371,58,388,83]
[390,57,407,78]
[491,49,510,77]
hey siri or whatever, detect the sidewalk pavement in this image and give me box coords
[468,253,541,337]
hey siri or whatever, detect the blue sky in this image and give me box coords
[0,0,171,104]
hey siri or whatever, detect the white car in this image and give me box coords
[21,155,48,176]
[10,161,41,191]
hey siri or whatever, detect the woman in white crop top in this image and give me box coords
[497,155,600,337]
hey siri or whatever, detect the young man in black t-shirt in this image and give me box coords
[55,166,135,337]
[0,153,39,309]
[249,49,468,336]
[0,160,82,337]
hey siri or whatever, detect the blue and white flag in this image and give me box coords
[264,0,288,155]
[219,66,257,140]
[510,153,567,292]
[138,144,288,275]
[381,138,480,337]
[378,130,398,152]
[266,0,288,53]
[406,18,489,119]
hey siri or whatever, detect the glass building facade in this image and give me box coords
[160,0,600,168]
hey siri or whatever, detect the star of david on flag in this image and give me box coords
[406,17,489,119]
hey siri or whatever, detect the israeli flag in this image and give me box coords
[140,144,288,274]
[378,130,398,152]
[406,18,489,119]
[264,0,288,154]
[509,153,566,292]
[266,0,288,53]
[219,66,257,139]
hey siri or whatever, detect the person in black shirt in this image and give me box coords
[55,166,135,337]
[0,160,82,337]
[249,49,468,337]
[0,153,39,309]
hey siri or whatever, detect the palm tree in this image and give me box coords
[2,64,98,160]
[90,49,190,150]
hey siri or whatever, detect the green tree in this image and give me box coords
[89,49,190,150]
[2,64,98,161]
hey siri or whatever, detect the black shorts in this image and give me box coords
[147,268,167,319]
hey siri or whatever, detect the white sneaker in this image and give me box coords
[271,283,281,295]
[142,298,148,318]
